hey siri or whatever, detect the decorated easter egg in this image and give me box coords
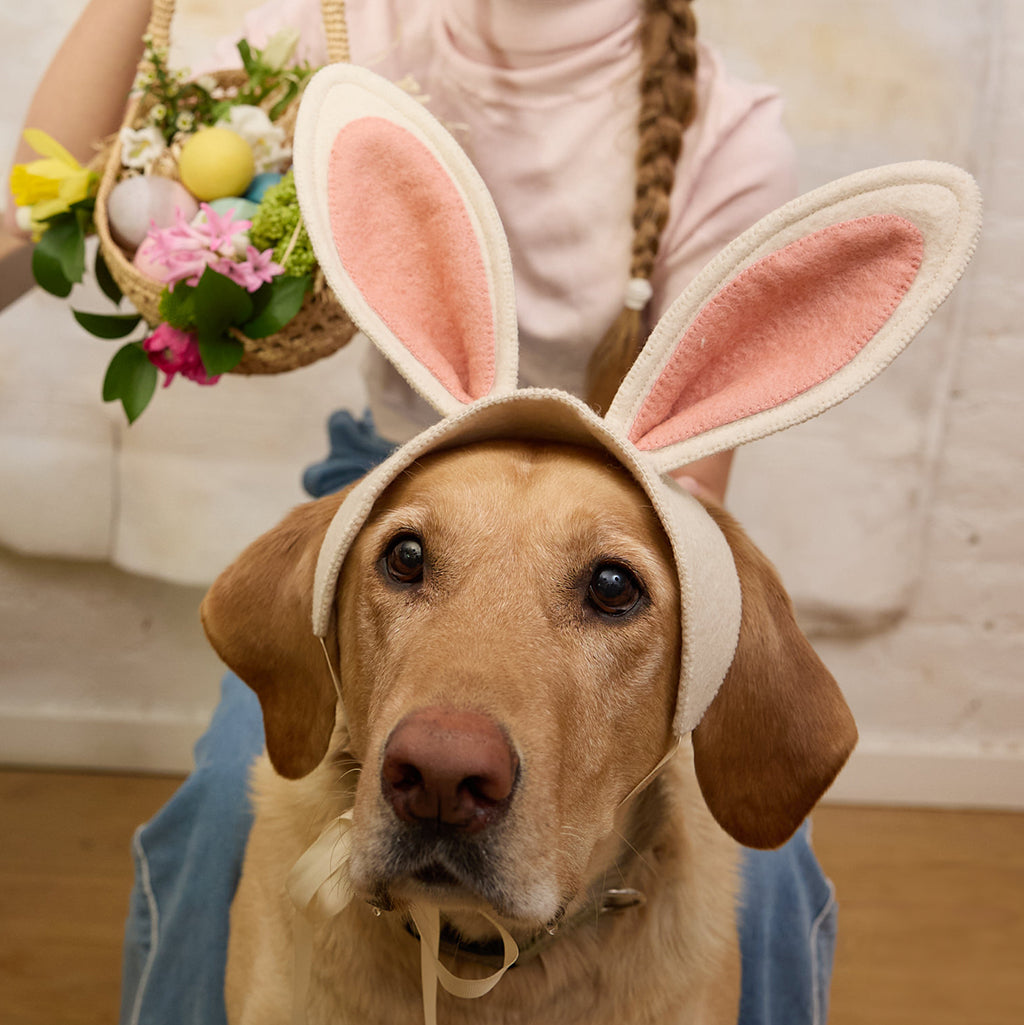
[244,171,283,203]
[179,128,255,201]
[107,175,199,251]
[207,196,261,221]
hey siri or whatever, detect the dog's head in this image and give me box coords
[201,68,980,922]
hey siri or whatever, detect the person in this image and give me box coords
[11,3,838,1024]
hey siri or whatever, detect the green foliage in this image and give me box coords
[30,200,94,296]
[249,172,317,276]
[159,284,197,331]
[72,310,142,339]
[243,274,310,338]
[232,39,314,121]
[136,36,314,143]
[94,248,123,306]
[102,342,158,423]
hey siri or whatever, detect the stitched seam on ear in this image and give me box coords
[630,215,924,451]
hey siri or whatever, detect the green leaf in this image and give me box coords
[72,309,142,339]
[94,248,122,306]
[192,268,254,343]
[102,342,158,423]
[74,203,94,238]
[241,275,309,338]
[198,333,245,376]
[31,245,73,297]
[268,80,300,121]
[35,214,86,286]
[159,283,197,331]
[237,38,256,75]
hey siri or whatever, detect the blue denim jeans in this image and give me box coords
[120,411,838,1024]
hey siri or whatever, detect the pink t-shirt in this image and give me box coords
[217,0,797,441]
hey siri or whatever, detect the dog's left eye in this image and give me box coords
[588,562,643,616]
[384,535,425,584]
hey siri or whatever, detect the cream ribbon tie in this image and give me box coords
[286,810,519,1025]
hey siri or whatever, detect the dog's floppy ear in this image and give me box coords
[200,491,347,779]
[691,503,857,849]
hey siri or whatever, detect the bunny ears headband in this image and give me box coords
[293,65,981,739]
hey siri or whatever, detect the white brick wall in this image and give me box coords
[702,0,1024,805]
[1,1,1020,805]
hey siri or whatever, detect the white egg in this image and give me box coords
[107,176,199,251]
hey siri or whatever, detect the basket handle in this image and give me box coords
[142,0,174,52]
[322,0,351,63]
[140,0,349,63]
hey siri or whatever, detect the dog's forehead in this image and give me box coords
[312,390,743,738]
[378,439,648,508]
[355,438,671,558]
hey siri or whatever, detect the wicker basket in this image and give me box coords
[93,0,356,375]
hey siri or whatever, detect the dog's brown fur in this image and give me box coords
[202,440,856,1024]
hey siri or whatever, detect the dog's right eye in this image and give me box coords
[383,535,425,584]
[587,562,643,617]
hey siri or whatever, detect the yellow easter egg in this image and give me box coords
[178,128,255,202]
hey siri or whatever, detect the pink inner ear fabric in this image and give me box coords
[328,118,496,404]
[629,215,925,451]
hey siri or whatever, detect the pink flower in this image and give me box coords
[217,245,284,292]
[144,208,219,287]
[142,206,279,291]
[195,203,251,254]
[143,324,220,388]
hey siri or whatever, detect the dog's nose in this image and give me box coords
[381,708,518,833]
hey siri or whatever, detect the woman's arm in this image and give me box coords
[4,0,152,237]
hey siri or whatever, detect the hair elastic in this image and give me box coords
[624,276,654,311]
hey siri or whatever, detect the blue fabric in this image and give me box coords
[302,408,397,499]
[120,410,838,1023]
[738,821,837,1025]
[120,674,259,1025]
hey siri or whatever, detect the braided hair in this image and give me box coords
[584,0,700,412]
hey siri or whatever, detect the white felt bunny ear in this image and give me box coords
[606,162,982,472]
[293,64,519,416]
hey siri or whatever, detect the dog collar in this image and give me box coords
[406,886,647,971]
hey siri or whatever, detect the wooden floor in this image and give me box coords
[1,770,1021,1025]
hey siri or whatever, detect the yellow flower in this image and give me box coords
[9,129,97,227]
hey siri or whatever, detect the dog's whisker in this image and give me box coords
[610,827,656,877]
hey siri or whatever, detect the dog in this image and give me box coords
[201,438,856,1025]
[198,65,980,1025]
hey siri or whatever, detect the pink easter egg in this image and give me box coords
[107,176,200,251]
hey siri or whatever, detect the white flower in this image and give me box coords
[217,105,290,173]
[119,125,166,171]
[262,28,300,70]
[195,74,218,93]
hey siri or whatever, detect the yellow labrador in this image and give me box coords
[202,439,856,1025]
